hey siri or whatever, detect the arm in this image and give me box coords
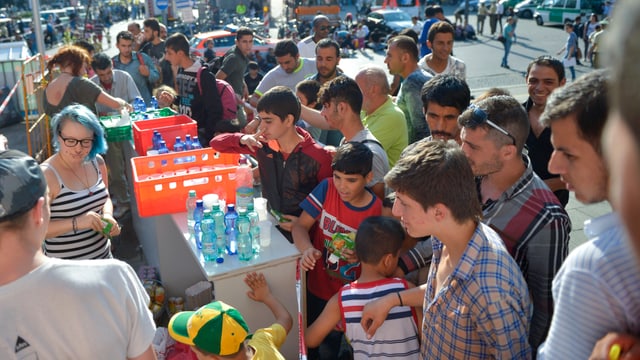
[525,213,571,351]
[209,131,259,155]
[360,284,426,338]
[305,293,342,348]
[141,53,160,84]
[96,92,132,113]
[397,239,433,275]
[292,211,322,271]
[97,155,120,237]
[589,333,640,360]
[244,272,293,334]
[300,104,331,130]
[128,346,157,360]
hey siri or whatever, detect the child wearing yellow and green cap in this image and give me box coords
[168,272,292,359]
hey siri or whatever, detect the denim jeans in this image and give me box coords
[502,39,512,66]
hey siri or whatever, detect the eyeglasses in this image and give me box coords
[318,26,329,31]
[466,104,516,146]
[58,132,94,148]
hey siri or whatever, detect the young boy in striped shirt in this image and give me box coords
[304,216,420,359]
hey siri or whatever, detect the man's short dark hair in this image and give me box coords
[296,79,322,107]
[540,70,609,152]
[388,35,419,62]
[398,28,419,44]
[91,52,112,71]
[312,15,330,28]
[421,75,470,115]
[274,39,299,58]
[458,95,530,151]
[428,21,455,44]
[143,18,160,35]
[73,39,95,54]
[318,75,363,115]
[116,31,134,44]
[355,216,405,264]
[315,38,340,57]
[236,27,254,40]
[432,5,444,14]
[332,141,373,177]
[165,33,190,56]
[385,140,482,223]
[525,55,565,82]
[247,61,259,70]
[256,86,301,122]
[425,5,436,17]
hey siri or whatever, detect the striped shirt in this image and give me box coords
[401,155,571,350]
[339,278,420,359]
[43,160,112,260]
[422,223,532,359]
[538,213,640,359]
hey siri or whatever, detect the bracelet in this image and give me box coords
[72,217,78,234]
[396,291,404,307]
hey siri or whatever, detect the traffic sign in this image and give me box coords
[156,0,168,11]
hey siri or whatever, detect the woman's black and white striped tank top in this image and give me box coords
[42,160,112,260]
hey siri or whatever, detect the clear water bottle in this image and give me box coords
[134,96,146,113]
[212,203,226,261]
[247,203,260,254]
[150,96,159,110]
[186,190,197,235]
[152,131,161,150]
[191,137,203,149]
[173,136,185,152]
[224,204,238,255]
[235,156,254,209]
[184,134,193,150]
[194,200,205,249]
[157,140,169,154]
[201,209,216,262]
[237,209,253,261]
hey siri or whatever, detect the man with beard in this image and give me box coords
[418,22,466,79]
[523,56,568,207]
[217,27,254,126]
[140,18,174,88]
[112,31,159,106]
[420,74,470,143]
[458,95,571,352]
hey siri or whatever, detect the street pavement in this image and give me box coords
[4,6,610,258]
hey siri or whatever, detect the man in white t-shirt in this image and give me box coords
[0,150,157,360]
[418,21,466,80]
[297,15,331,58]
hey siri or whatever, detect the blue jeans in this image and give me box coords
[502,39,512,66]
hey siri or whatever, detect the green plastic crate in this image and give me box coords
[99,108,177,142]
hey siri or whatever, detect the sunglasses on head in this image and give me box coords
[466,104,516,146]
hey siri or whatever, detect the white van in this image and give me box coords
[534,0,604,26]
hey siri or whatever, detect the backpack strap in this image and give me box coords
[136,51,144,65]
[360,138,384,150]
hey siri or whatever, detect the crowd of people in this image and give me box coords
[1,0,639,358]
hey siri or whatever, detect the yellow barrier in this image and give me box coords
[22,54,52,163]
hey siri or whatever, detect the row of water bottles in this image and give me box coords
[186,190,270,264]
[152,131,202,155]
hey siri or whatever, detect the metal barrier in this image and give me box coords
[21,54,52,162]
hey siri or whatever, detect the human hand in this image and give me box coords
[245,272,270,303]
[300,247,322,271]
[138,63,150,77]
[239,128,266,151]
[243,117,261,134]
[342,248,358,263]
[360,295,394,339]
[277,215,298,232]
[79,211,106,233]
[589,332,640,360]
[102,213,121,237]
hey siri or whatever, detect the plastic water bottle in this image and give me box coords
[224,204,238,255]
[201,209,216,262]
[152,131,161,150]
[173,136,185,152]
[191,137,203,149]
[150,96,159,110]
[237,209,253,261]
[157,140,169,154]
[186,190,197,235]
[235,156,254,209]
[194,200,205,249]
[212,203,226,261]
[184,134,193,150]
[134,96,146,113]
[247,203,260,254]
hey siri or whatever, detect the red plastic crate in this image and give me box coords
[131,148,240,217]
[133,115,198,156]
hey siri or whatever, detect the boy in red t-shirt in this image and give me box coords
[292,141,382,358]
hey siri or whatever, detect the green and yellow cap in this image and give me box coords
[168,301,250,356]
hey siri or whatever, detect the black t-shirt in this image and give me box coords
[244,72,263,95]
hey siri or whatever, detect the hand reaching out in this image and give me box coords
[244,272,270,303]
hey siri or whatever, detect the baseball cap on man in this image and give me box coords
[0,150,47,222]
[168,301,250,356]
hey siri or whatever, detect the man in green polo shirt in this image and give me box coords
[355,66,407,167]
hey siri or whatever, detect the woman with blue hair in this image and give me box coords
[40,104,121,259]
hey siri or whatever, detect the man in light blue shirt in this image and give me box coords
[91,52,141,219]
[112,30,159,106]
[537,70,640,359]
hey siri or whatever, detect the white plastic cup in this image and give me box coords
[258,220,272,247]
[254,197,268,221]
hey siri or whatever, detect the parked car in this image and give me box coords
[515,0,542,18]
[534,0,604,26]
[363,9,413,37]
[189,27,277,58]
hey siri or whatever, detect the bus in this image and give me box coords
[286,0,341,27]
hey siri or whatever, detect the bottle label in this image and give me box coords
[236,187,254,209]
